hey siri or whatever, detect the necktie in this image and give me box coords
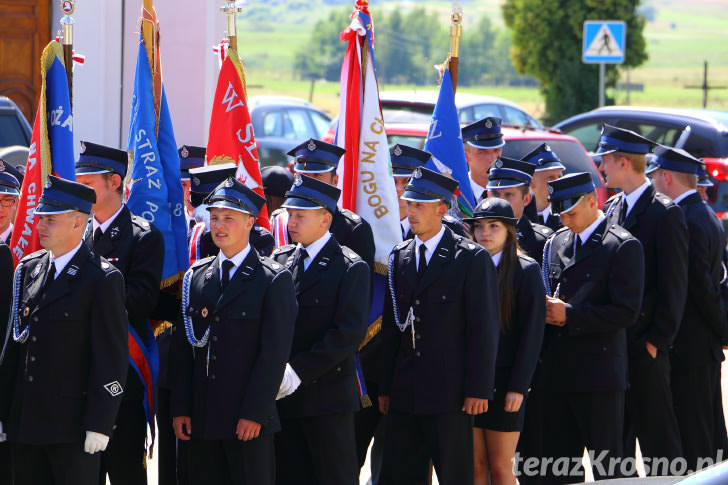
[297,249,309,273]
[221,260,235,292]
[42,262,56,295]
[620,199,629,224]
[93,227,103,246]
[538,214,546,225]
[417,244,428,279]
[574,235,582,254]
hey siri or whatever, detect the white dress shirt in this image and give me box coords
[49,241,84,279]
[672,189,698,205]
[298,232,332,271]
[622,179,651,218]
[218,244,251,283]
[92,204,125,235]
[414,224,446,268]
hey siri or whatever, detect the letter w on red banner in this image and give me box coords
[205,48,269,230]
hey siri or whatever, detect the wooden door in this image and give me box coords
[0,0,50,122]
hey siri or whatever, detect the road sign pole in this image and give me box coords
[599,62,605,107]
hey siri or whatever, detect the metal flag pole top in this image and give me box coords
[221,1,244,51]
[447,0,463,94]
[60,0,75,106]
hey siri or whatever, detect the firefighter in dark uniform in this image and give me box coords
[649,146,728,471]
[598,126,688,470]
[521,143,565,231]
[270,139,375,278]
[463,117,505,206]
[541,172,645,484]
[272,174,370,485]
[0,161,21,245]
[391,144,466,240]
[74,141,165,485]
[487,157,553,262]
[379,167,500,485]
[0,166,15,485]
[178,145,206,230]
[188,164,274,258]
[0,175,128,485]
[170,177,296,485]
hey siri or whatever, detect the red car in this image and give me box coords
[324,122,608,206]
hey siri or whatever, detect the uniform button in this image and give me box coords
[337,366,341,371]
[415,333,421,340]
[64,312,69,317]
[586,274,590,278]
[602,347,607,351]
[112,425,117,431]
[27,376,33,382]
[30,356,35,362]
[241,312,246,317]
[415,351,421,357]
[314,298,319,304]
[441,295,446,300]
[415,317,420,322]
[214,316,220,322]
[189,307,194,312]
[33,316,38,322]
[211,354,217,360]
[414,300,420,305]
[210,374,216,380]
[31,336,36,342]
[212,336,218,342]
[562,278,568,283]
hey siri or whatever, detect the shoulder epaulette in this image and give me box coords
[340,245,361,262]
[532,222,553,237]
[21,249,47,262]
[131,214,153,231]
[272,244,296,256]
[607,224,633,241]
[455,235,482,252]
[190,255,215,270]
[259,255,285,273]
[393,240,410,252]
[518,252,538,265]
[339,208,362,224]
[655,192,674,207]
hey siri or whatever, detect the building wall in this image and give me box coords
[50,1,226,156]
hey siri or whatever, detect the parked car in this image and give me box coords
[554,106,728,214]
[381,122,609,206]
[248,96,332,167]
[0,96,32,167]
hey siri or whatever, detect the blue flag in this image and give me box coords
[126,39,188,283]
[424,69,476,217]
[46,57,75,180]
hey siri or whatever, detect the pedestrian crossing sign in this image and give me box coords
[583,21,626,64]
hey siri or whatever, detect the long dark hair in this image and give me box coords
[495,224,521,333]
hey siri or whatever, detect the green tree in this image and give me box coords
[293,8,350,81]
[502,0,648,124]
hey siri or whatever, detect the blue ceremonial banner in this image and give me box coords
[126,38,188,284]
[424,69,476,217]
[46,56,75,181]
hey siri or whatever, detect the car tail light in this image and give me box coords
[704,158,728,182]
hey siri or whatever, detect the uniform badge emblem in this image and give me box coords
[181,146,189,158]
[0,161,5,171]
[548,185,554,194]
[104,381,124,397]
[192,177,201,187]
[67,265,78,276]
[32,264,42,278]
[294,177,303,187]
[494,160,503,169]
[225,178,234,188]
[22,307,29,317]
[44,178,52,189]
[393,145,403,157]
[545,145,552,152]
[485,119,493,129]
[201,308,209,318]
[307,140,317,152]
[413,167,422,179]
[80,141,86,153]
[110,227,119,238]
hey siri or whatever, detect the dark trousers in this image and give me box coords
[672,362,723,471]
[275,413,358,485]
[0,442,10,485]
[623,349,682,471]
[381,410,474,485]
[517,387,545,485]
[12,442,100,485]
[189,434,274,485]
[540,390,624,485]
[99,398,148,485]
[157,386,180,485]
[354,380,384,484]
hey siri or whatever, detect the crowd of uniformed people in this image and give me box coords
[0,116,726,485]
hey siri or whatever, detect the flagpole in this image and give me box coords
[142,0,156,72]
[60,0,76,106]
[221,1,243,51]
[447,1,463,94]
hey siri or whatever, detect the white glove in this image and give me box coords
[0,422,6,442]
[276,363,302,400]
[84,431,109,454]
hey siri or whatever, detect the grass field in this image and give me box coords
[237,0,728,122]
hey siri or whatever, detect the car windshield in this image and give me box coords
[0,112,30,147]
[502,138,603,188]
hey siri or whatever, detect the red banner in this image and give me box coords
[205,48,269,230]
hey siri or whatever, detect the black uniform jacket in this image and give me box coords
[380,227,500,414]
[0,242,12,343]
[0,245,128,444]
[272,236,370,418]
[671,192,728,369]
[171,250,297,440]
[603,186,688,352]
[495,254,546,395]
[517,216,553,264]
[85,205,164,400]
[541,219,645,393]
